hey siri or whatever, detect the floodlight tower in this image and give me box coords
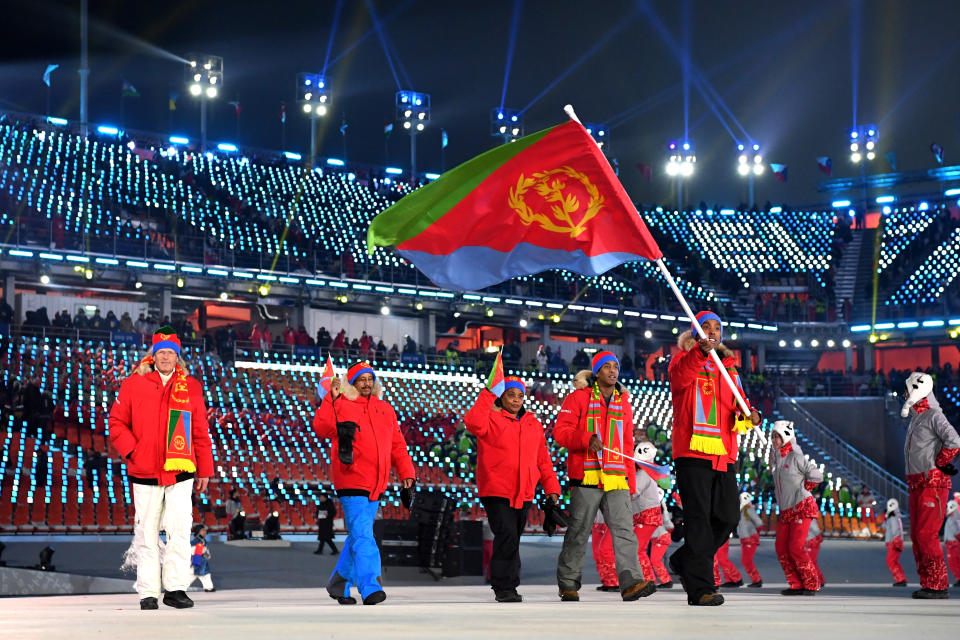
[185,53,223,152]
[490,108,523,144]
[396,91,430,180]
[297,73,330,167]
[737,142,764,208]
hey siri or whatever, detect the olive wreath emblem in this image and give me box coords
[508,165,604,238]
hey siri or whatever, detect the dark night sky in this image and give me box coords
[2,0,960,207]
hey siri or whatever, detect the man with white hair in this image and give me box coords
[901,371,960,598]
[109,326,213,610]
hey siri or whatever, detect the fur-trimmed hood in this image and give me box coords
[339,375,383,401]
[676,330,734,359]
[573,369,630,397]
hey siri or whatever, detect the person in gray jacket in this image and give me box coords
[631,442,665,585]
[901,371,960,599]
[769,420,823,595]
[881,498,907,586]
[737,492,764,587]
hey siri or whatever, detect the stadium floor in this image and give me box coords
[2,537,957,638]
[2,581,957,639]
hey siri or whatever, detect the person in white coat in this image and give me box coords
[881,498,907,586]
[737,492,763,587]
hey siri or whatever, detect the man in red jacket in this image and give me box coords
[312,362,415,606]
[109,327,214,610]
[667,312,760,606]
[464,375,560,602]
[555,351,656,602]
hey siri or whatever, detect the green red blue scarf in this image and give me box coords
[691,359,749,456]
[583,382,628,491]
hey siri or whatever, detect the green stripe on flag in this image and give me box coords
[367,125,557,252]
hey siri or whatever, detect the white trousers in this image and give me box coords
[192,573,214,590]
[131,479,194,598]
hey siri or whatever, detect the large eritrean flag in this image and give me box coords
[367,119,662,291]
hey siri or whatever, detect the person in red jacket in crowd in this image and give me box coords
[109,326,214,611]
[667,312,761,606]
[312,362,415,606]
[901,371,960,599]
[555,351,655,603]
[464,375,560,603]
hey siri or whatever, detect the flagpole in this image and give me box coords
[655,257,767,446]
[564,103,765,446]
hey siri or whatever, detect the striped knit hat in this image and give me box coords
[693,310,723,339]
[347,362,375,384]
[502,376,526,395]
[591,351,619,375]
[151,326,181,356]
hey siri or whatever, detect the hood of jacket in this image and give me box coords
[339,375,383,401]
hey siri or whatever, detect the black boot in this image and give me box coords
[162,590,194,608]
[140,597,158,610]
[336,421,359,465]
[747,581,763,588]
[363,590,387,605]
[658,581,673,589]
[494,589,523,602]
[912,588,949,599]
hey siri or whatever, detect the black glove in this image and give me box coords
[336,421,359,465]
[936,463,958,476]
[400,481,416,510]
[540,498,569,537]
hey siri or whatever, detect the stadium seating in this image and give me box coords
[0,334,880,537]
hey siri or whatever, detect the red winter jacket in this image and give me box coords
[553,371,637,494]
[463,389,561,509]
[312,385,415,501]
[109,369,214,485]
[669,331,750,472]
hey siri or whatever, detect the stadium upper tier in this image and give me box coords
[1,334,888,536]
[2,115,958,320]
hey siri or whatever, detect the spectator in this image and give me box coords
[388,344,400,361]
[34,444,49,488]
[403,335,417,354]
[119,312,135,333]
[314,493,339,555]
[105,311,120,332]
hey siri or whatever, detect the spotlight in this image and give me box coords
[752,164,764,176]
[868,334,878,343]
[866,151,875,160]
[38,545,55,571]
[177,278,185,288]
[851,152,862,163]
[205,86,217,99]
[850,143,859,152]
[415,302,423,311]
[615,320,623,329]
[486,308,494,317]
[40,274,50,285]
[519,318,528,328]
[84,269,93,280]
[219,292,229,301]
[737,164,750,176]
[135,280,143,289]
[337,294,348,304]
[730,332,738,341]
[793,339,802,348]
[416,123,424,131]
[551,315,560,323]
[315,105,327,116]
[826,339,836,348]
[403,121,412,129]
[842,339,851,348]
[258,284,270,296]
[778,339,787,347]
[189,83,202,96]
[643,330,653,339]
[380,304,390,316]
[810,339,820,348]
[453,311,461,318]
[303,103,313,114]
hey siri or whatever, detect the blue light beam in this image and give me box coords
[321,0,345,76]
[500,0,524,112]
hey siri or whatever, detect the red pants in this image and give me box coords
[591,523,618,587]
[775,517,819,591]
[945,540,960,582]
[804,534,825,587]
[482,539,493,581]
[650,532,672,584]
[633,519,656,582]
[740,533,762,584]
[886,539,906,583]
[909,486,950,591]
[712,540,742,585]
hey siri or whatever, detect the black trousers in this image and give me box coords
[669,458,739,601]
[316,533,338,553]
[480,496,531,593]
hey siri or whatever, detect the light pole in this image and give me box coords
[297,73,330,167]
[490,108,523,144]
[849,124,879,218]
[737,143,764,208]
[666,140,695,210]
[396,91,430,180]
[185,53,222,151]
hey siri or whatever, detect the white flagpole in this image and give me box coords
[563,103,765,447]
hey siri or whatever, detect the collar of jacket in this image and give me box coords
[779,440,794,458]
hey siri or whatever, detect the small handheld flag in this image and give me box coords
[815,156,831,176]
[486,349,505,396]
[317,354,336,400]
[637,460,673,492]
